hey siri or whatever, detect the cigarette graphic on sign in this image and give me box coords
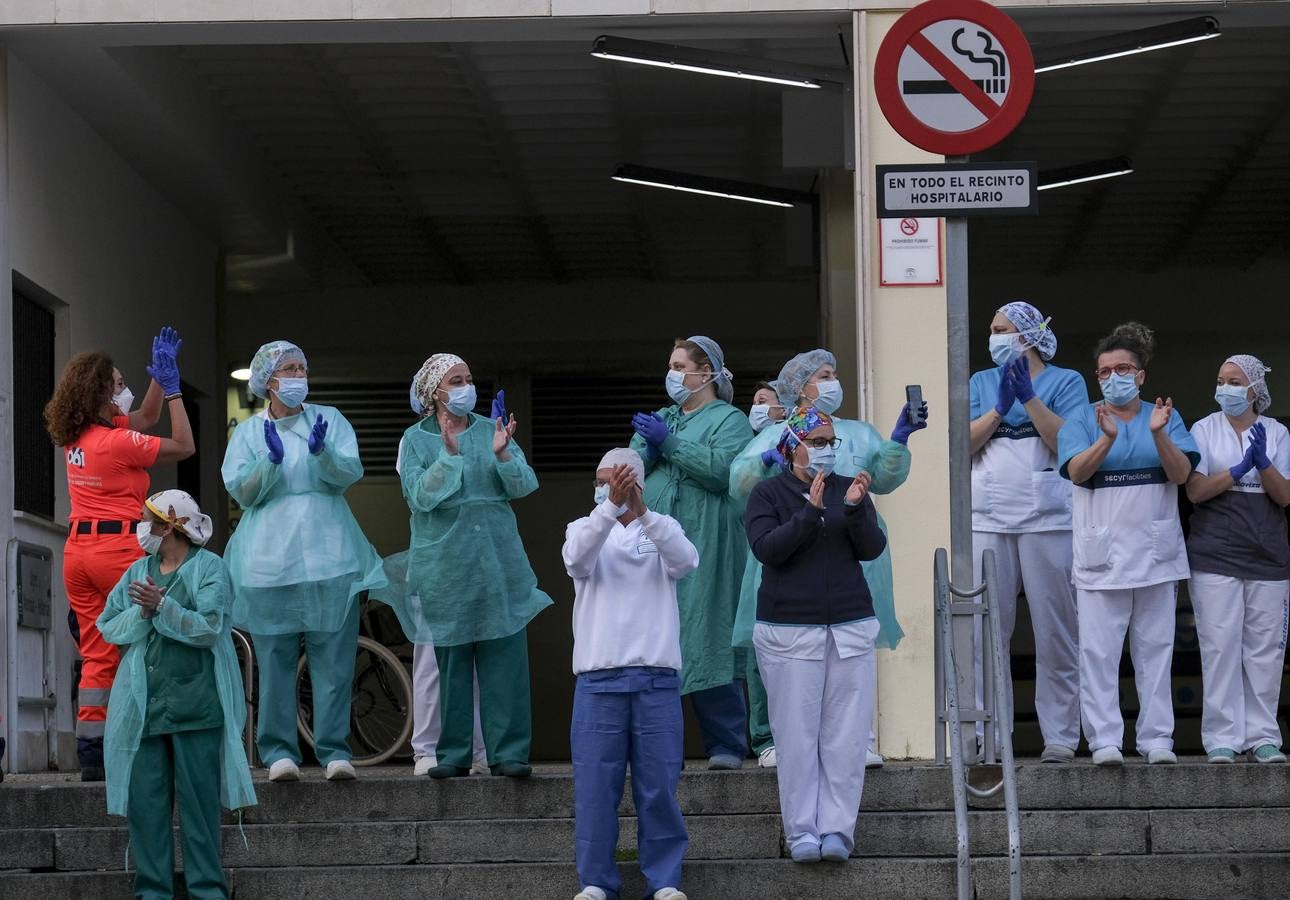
[903,28,1008,95]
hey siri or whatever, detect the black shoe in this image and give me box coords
[428,764,470,779]
[80,766,105,783]
[494,761,532,778]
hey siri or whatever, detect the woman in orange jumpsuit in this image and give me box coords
[43,329,194,780]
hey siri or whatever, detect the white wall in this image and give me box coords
[3,57,220,771]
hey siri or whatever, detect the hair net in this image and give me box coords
[774,348,837,409]
[412,353,466,415]
[1226,354,1272,414]
[145,489,213,546]
[776,405,834,459]
[249,340,307,400]
[999,301,1057,361]
[597,447,646,487]
[686,335,735,404]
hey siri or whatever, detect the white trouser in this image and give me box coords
[1190,572,1289,753]
[755,624,877,853]
[973,531,1081,750]
[411,643,487,762]
[1078,583,1177,754]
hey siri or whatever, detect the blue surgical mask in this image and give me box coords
[748,405,775,433]
[409,383,425,416]
[441,384,477,417]
[273,377,308,409]
[989,333,1024,368]
[811,380,843,415]
[1215,384,1251,417]
[593,484,611,505]
[801,445,837,478]
[665,369,710,406]
[1099,373,1139,407]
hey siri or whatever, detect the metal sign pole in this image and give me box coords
[945,156,976,759]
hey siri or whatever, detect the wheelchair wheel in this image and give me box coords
[296,635,414,766]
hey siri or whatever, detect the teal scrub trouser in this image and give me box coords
[746,654,773,756]
[252,602,359,766]
[435,629,531,770]
[128,727,227,900]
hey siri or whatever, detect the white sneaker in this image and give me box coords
[413,756,437,776]
[654,890,688,900]
[1041,745,1076,764]
[1092,747,1123,767]
[574,887,608,900]
[268,759,300,782]
[325,759,357,781]
[757,746,777,768]
[866,748,885,769]
[471,757,491,776]
[1146,748,1177,765]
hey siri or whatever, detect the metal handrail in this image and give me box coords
[231,628,256,765]
[933,547,1022,900]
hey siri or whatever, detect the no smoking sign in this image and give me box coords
[875,0,1034,156]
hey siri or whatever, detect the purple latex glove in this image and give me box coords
[307,414,328,455]
[490,389,507,422]
[264,419,285,464]
[994,368,1016,417]
[760,447,785,468]
[1249,422,1272,471]
[1009,356,1036,405]
[891,402,929,444]
[632,412,671,448]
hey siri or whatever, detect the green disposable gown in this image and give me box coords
[630,399,754,695]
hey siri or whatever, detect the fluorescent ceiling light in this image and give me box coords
[230,368,252,381]
[1037,157,1133,191]
[1035,16,1220,74]
[612,165,814,208]
[592,36,842,90]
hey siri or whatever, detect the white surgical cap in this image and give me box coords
[597,448,646,487]
[249,340,307,400]
[1226,354,1272,414]
[999,301,1057,361]
[775,349,837,410]
[145,489,213,546]
[686,335,735,404]
[412,353,466,415]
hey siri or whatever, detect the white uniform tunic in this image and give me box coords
[1058,401,1200,754]
[969,364,1088,751]
[1187,412,1290,754]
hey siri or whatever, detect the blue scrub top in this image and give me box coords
[1058,400,1200,484]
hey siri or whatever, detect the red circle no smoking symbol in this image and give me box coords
[900,218,920,236]
[874,0,1035,156]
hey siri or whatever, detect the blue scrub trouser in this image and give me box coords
[689,679,748,760]
[252,602,359,766]
[572,667,688,900]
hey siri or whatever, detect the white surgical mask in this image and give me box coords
[136,522,163,556]
[113,387,134,415]
[1215,384,1251,417]
[810,380,843,415]
[989,333,1025,368]
[748,405,775,433]
[798,445,837,478]
[273,377,309,409]
[440,384,477,417]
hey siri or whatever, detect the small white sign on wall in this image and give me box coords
[879,216,942,287]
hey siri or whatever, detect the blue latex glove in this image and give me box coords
[307,414,328,455]
[891,402,929,445]
[1250,422,1272,471]
[994,367,1016,417]
[264,419,285,465]
[153,325,182,362]
[147,332,183,396]
[760,447,785,468]
[1229,444,1255,482]
[490,388,507,422]
[632,412,671,448]
[1009,356,1036,405]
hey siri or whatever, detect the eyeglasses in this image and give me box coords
[1094,363,1139,381]
[274,363,308,376]
[798,437,843,450]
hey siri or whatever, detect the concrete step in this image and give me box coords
[3,760,1288,830]
[3,855,1289,900]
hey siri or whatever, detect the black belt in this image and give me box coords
[74,520,139,535]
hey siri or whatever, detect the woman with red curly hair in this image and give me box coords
[44,330,195,780]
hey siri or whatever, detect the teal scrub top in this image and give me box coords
[141,551,222,736]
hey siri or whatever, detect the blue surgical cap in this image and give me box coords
[686,335,734,404]
[999,301,1056,361]
[775,349,837,410]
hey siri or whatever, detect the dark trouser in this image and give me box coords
[128,727,227,900]
[434,629,532,770]
[689,680,748,760]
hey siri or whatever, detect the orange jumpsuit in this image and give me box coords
[63,418,159,767]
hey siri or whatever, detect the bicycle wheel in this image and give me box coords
[297,635,414,766]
